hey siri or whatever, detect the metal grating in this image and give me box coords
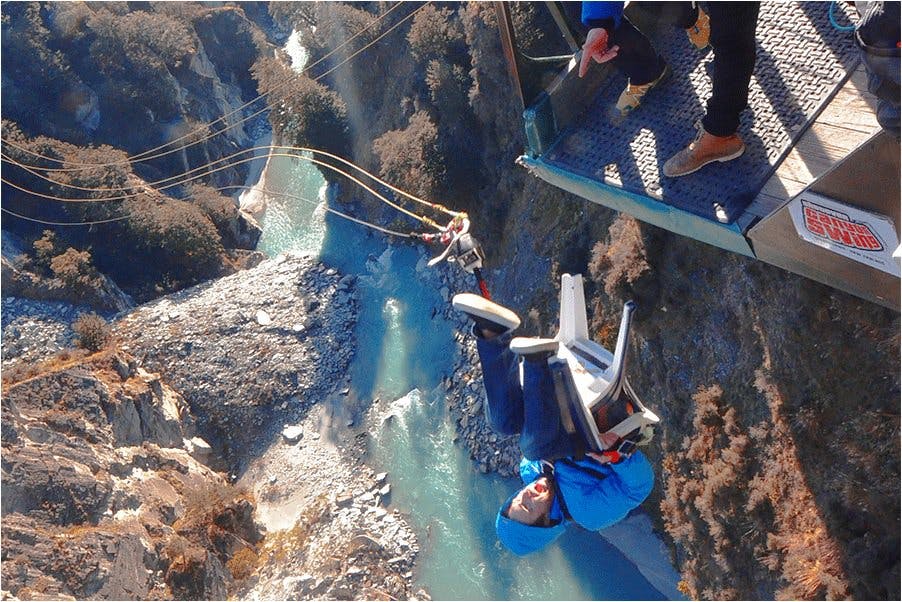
[543,2,861,223]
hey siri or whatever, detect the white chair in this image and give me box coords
[518,273,660,453]
[557,273,659,451]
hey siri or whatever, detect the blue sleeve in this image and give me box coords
[606,451,654,501]
[567,452,654,531]
[581,2,624,30]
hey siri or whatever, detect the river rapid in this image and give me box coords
[242,33,683,601]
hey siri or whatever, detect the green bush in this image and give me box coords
[122,192,225,281]
[33,230,61,271]
[300,3,378,58]
[252,57,350,158]
[407,5,465,64]
[50,247,104,294]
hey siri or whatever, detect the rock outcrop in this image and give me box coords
[1,252,385,600]
[114,252,358,469]
[1,255,134,314]
[1,350,261,600]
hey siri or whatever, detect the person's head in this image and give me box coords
[495,476,566,555]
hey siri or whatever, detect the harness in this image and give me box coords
[549,359,646,462]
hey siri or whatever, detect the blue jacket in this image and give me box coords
[581,1,625,32]
[496,451,654,555]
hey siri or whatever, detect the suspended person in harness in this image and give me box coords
[451,275,657,555]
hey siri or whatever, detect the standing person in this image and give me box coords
[855,0,900,136]
[452,293,654,555]
[579,2,761,178]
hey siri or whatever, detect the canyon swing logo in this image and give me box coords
[788,191,900,277]
[802,202,883,250]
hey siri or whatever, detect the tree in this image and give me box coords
[425,59,470,118]
[251,57,351,158]
[372,111,445,199]
[407,5,465,64]
[33,230,61,271]
[122,192,225,282]
[50,247,103,294]
[300,3,378,60]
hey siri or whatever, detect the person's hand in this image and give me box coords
[578,28,620,78]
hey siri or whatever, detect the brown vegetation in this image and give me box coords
[1,348,91,389]
[3,121,231,301]
[72,313,111,352]
[168,480,263,596]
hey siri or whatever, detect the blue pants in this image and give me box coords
[476,336,576,461]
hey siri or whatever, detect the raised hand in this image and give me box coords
[578,28,620,78]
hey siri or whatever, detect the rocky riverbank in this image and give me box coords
[431,266,524,479]
[1,252,427,600]
[114,252,358,471]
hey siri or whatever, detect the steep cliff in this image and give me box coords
[1,2,269,304]
[275,3,900,599]
[2,253,421,601]
[1,350,261,600]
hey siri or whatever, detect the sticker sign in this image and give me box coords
[788,191,900,277]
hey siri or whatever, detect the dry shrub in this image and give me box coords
[587,214,655,302]
[226,545,258,581]
[50,248,103,293]
[662,367,855,600]
[177,480,249,530]
[660,385,755,598]
[262,494,330,563]
[1,348,89,388]
[746,369,850,600]
[72,313,111,352]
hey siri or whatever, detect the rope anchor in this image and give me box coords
[418,215,484,274]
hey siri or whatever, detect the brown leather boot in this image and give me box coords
[663,123,745,178]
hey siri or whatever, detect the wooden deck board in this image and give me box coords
[748,65,881,219]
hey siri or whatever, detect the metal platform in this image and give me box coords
[540,2,860,223]
[500,2,898,308]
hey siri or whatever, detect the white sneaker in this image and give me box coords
[509,337,559,357]
[452,293,520,336]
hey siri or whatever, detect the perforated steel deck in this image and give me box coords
[543,2,860,223]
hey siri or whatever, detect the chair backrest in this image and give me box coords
[553,274,660,451]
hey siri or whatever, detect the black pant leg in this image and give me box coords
[702,2,761,136]
[610,17,667,85]
[634,1,699,29]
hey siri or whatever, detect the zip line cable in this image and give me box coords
[0,2,426,170]
[2,148,451,229]
[3,151,450,231]
[1,184,415,238]
[1,206,131,226]
[2,142,461,218]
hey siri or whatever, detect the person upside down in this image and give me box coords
[453,293,654,555]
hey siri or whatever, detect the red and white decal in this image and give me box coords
[801,201,884,251]
[788,191,900,277]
